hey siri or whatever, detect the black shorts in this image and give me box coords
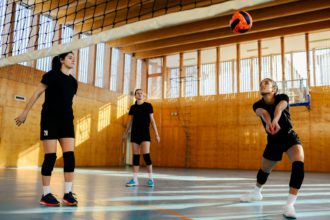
[131,129,150,145]
[40,114,75,140]
[263,129,302,161]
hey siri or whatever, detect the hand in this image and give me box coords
[15,112,27,126]
[271,120,281,135]
[155,135,160,144]
[265,122,274,135]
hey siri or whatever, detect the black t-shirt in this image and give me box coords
[129,102,153,133]
[253,94,292,133]
[41,70,78,116]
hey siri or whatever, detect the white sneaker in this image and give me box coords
[240,190,263,202]
[283,204,296,219]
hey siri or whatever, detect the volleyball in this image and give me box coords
[229,11,253,33]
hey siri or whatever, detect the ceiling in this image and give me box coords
[26,0,330,60]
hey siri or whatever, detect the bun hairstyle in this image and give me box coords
[134,89,142,95]
[134,89,143,105]
[51,51,73,71]
[261,78,278,94]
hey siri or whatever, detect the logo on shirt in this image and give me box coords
[44,130,48,136]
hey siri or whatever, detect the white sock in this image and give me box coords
[254,186,262,193]
[43,186,51,196]
[286,193,297,206]
[148,172,153,180]
[64,182,73,194]
[133,173,138,183]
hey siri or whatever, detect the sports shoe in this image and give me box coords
[283,204,296,219]
[147,179,154,187]
[126,179,138,187]
[240,189,263,202]
[62,192,78,206]
[40,193,60,207]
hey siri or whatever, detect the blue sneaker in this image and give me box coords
[126,179,138,187]
[147,179,154,187]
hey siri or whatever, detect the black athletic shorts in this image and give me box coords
[40,113,75,140]
[263,129,302,161]
[131,128,150,145]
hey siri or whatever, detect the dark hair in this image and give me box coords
[260,78,278,94]
[134,89,142,95]
[51,51,74,71]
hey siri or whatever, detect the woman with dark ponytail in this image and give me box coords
[15,52,78,206]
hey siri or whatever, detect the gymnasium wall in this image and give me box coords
[0,64,132,168]
[1,65,330,172]
[149,88,330,172]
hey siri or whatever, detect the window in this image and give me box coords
[61,25,73,44]
[13,3,32,65]
[136,59,142,89]
[78,33,89,83]
[0,0,7,57]
[36,15,54,71]
[110,48,120,91]
[95,43,105,88]
[183,52,197,97]
[201,49,216,95]
[166,54,180,98]
[123,54,132,94]
[219,45,237,94]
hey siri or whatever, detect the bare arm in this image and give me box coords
[15,83,47,126]
[122,116,133,140]
[273,100,288,123]
[255,108,274,134]
[150,113,160,143]
[271,100,288,134]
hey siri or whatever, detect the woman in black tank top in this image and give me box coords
[15,52,78,206]
[123,89,160,187]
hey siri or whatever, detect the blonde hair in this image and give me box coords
[260,78,278,94]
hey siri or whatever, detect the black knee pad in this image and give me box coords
[133,154,140,166]
[63,151,75,172]
[289,161,304,189]
[143,153,152,166]
[41,153,57,176]
[257,169,270,185]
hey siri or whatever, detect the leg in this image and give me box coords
[41,140,57,188]
[126,143,141,186]
[132,143,141,173]
[59,138,77,206]
[283,144,304,218]
[141,141,154,187]
[141,141,152,174]
[241,157,278,202]
[257,157,278,187]
[286,144,304,195]
[59,138,75,183]
[40,140,60,206]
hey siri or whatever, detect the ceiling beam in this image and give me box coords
[33,0,77,14]
[107,0,330,47]
[56,0,144,24]
[134,20,330,59]
[122,8,330,53]
[72,0,227,34]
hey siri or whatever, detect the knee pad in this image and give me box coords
[143,153,152,166]
[63,151,75,172]
[257,169,270,185]
[289,161,304,189]
[41,153,57,176]
[133,154,140,166]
